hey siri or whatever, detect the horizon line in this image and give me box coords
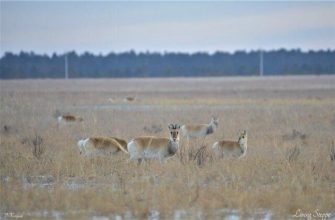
[2,47,335,58]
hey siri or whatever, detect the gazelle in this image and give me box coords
[181,117,219,139]
[77,136,128,157]
[57,115,83,127]
[180,117,219,146]
[127,124,181,162]
[124,96,136,102]
[212,130,248,158]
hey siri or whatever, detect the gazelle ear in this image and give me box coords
[168,124,173,129]
[176,124,181,129]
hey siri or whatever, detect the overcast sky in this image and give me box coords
[1,1,334,55]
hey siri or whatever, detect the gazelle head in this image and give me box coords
[238,130,248,145]
[168,124,181,142]
[211,116,219,128]
[77,138,86,155]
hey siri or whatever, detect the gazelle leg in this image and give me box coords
[201,136,206,147]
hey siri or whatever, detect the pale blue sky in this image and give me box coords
[1,1,334,55]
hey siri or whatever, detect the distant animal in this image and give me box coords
[181,117,219,139]
[212,130,248,158]
[1,124,17,134]
[57,115,83,127]
[127,124,181,163]
[180,117,219,145]
[124,96,136,102]
[77,136,128,157]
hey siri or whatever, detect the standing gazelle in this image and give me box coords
[77,136,128,157]
[180,117,219,145]
[212,130,248,158]
[181,116,219,139]
[127,124,181,163]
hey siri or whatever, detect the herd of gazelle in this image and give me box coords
[59,114,248,162]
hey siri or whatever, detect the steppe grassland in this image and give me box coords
[1,76,335,219]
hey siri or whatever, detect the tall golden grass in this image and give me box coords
[1,76,335,219]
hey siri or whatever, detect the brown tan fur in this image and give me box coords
[89,137,128,153]
[110,137,128,150]
[212,130,248,158]
[181,117,219,138]
[124,96,136,102]
[129,137,170,150]
[127,124,181,162]
[61,115,83,122]
[57,115,83,128]
[180,117,219,149]
[77,137,128,156]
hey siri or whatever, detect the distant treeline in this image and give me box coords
[0,49,334,79]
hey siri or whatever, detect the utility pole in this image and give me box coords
[65,53,69,79]
[259,49,264,77]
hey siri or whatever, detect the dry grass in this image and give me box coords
[1,76,335,219]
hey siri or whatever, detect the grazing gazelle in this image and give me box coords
[57,115,83,127]
[77,136,128,157]
[127,124,181,162]
[212,130,248,158]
